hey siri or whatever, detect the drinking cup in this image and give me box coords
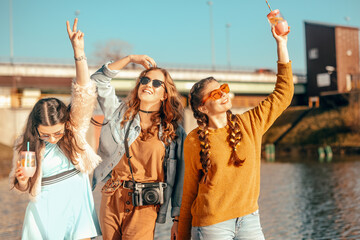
[267,9,289,36]
[19,151,36,177]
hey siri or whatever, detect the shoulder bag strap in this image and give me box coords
[124,118,136,187]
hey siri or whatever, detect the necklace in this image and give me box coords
[139,109,157,114]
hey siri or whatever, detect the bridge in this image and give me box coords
[0,63,307,147]
[0,62,306,98]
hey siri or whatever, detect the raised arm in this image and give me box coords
[108,55,157,70]
[66,18,89,86]
[272,26,290,63]
[241,26,293,135]
[91,55,157,121]
[66,18,97,132]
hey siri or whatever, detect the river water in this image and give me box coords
[1,157,359,240]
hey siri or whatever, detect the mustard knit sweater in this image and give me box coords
[178,62,294,239]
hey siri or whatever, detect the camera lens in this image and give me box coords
[143,189,159,204]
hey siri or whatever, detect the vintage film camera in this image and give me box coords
[132,182,167,206]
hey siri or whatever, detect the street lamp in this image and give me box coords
[207,1,215,70]
[344,16,350,25]
[75,10,80,18]
[226,23,231,70]
[9,0,14,64]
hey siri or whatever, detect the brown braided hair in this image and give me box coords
[189,77,244,183]
[226,111,245,166]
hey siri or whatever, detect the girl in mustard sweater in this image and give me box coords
[178,26,294,239]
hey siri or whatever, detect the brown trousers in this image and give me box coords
[100,187,158,240]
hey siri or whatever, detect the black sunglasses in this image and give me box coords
[139,77,165,88]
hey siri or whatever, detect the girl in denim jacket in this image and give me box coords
[91,55,186,240]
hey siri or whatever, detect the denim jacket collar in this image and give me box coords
[124,112,165,147]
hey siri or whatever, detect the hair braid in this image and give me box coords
[189,77,216,183]
[197,115,211,183]
[226,110,245,166]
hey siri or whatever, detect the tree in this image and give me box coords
[93,39,133,66]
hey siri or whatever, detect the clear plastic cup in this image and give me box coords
[267,9,289,36]
[19,151,36,177]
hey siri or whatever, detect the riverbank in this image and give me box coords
[263,105,360,156]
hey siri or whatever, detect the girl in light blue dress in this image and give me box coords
[9,18,102,240]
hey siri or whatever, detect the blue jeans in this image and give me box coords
[191,210,265,240]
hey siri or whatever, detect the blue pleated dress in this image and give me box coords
[21,142,101,240]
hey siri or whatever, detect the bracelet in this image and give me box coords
[74,55,87,61]
[172,218,179,222]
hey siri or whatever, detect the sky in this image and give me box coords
[0,0,359,74]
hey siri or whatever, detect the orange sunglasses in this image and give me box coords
[202,83,230,104]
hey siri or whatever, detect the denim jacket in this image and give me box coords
[91,62,186,223]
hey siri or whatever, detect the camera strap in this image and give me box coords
[124,118,137,189]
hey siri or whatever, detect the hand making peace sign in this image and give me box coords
[66,18,84,52]
[65,18,89,86]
